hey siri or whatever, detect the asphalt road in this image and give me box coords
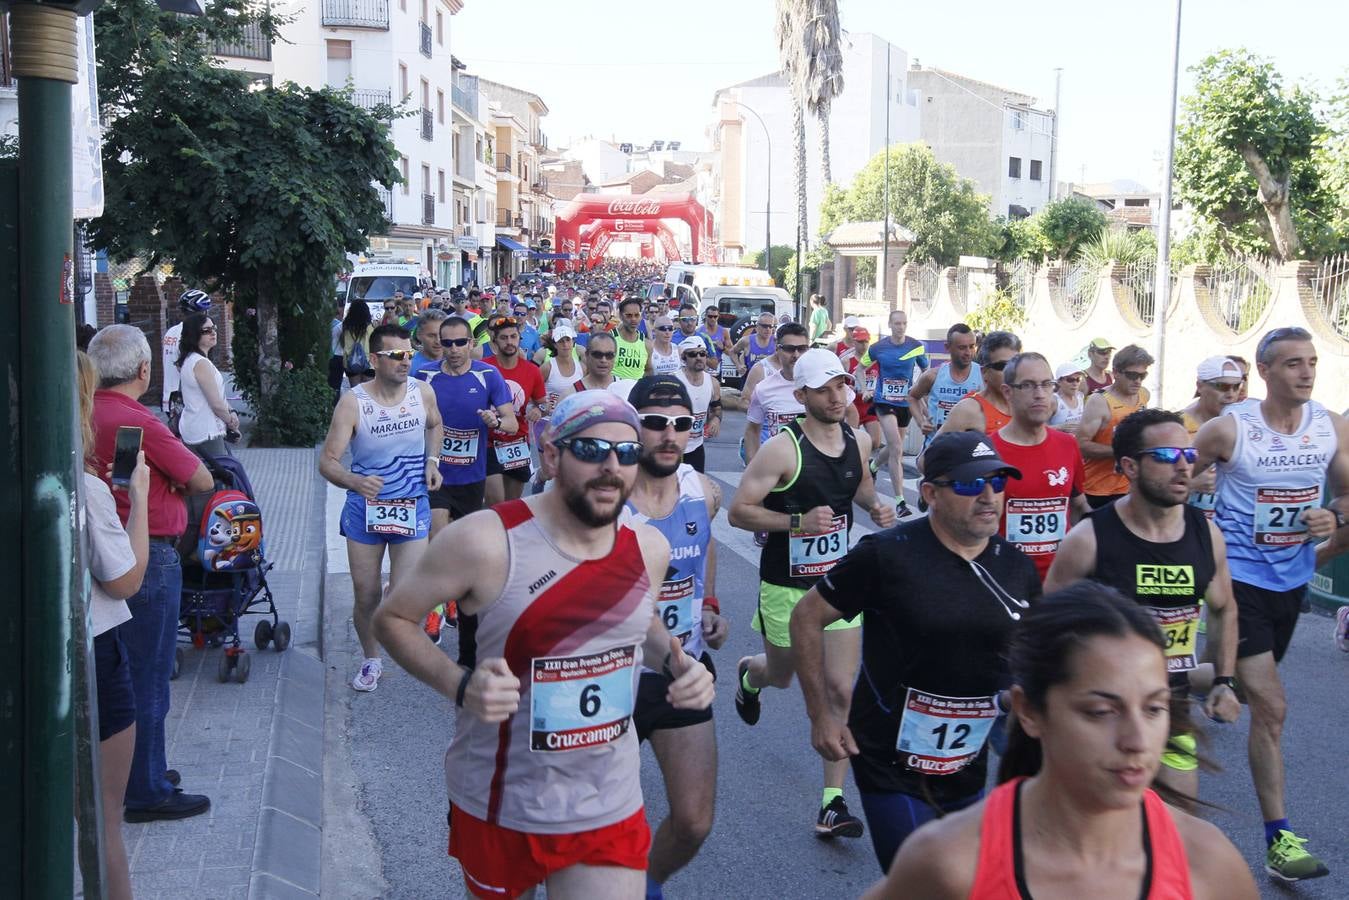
[323,410,1348,899]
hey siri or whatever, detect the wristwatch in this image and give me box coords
[1213,675,1237,689]
[1335,511,1347,529]
[789,512,803,531]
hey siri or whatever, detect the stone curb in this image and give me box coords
[248,457,327,900]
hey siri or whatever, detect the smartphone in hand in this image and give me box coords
[111,426,143,487]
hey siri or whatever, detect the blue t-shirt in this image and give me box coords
[410,351,437,374]
[421,361,511,485]
[519,324,542,358]
[868,336,929,408]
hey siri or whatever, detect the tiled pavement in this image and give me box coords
[122,447,327,900]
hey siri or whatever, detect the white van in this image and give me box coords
[663,263,778,307]
[344,260,429,320]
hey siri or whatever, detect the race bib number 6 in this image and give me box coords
[659,575,696,644]
[1254,485,1320,546]
[530,646,636,752]
[896,689,998,775]
[789,514,848,578]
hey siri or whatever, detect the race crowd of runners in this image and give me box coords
[318,261,1347,898]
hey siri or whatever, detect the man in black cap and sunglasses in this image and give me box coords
[790,430,1040,872]
[625,375,728,900]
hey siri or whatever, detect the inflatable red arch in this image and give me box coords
[555,193,715,271]
[576,218,680,268]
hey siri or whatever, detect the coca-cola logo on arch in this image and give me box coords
[606,199,662,216]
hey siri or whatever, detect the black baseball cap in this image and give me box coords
[628,375,692,413]
[923,432,1022,482]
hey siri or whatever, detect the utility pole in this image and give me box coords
[733,101,772,279]
[882,42,891,306]
[1048,67,1062,201]
[1152,0,1183,405]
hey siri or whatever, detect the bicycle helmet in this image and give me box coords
[179,289,212,313]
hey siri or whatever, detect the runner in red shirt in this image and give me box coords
[482,315,547,506]
[989,353,1089,580]
[845,327,883,473]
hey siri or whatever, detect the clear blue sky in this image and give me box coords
[453,0,1347,188]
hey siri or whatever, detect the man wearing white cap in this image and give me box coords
[729,348,894,838]
[676,336,723,473]
[1048,361,1085,431]
[1182,355,1245,518]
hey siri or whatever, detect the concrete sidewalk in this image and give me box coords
[123,447,327,900]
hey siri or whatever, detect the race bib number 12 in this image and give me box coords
[896,689,998,775]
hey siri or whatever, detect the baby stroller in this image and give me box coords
[171,455,290,684]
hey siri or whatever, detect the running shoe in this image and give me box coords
[896,499,914,519]
[753,530,768,547]
[1265,830,1329,882]
[423,610,443,645]
[734,658,761,726]
[815,796,865,839]
[1335,606,1349,653]
[868,456,880,477]
[445,600,459,630]
[352,658,382,692]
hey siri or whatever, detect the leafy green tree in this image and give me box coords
[817,143,998,266]
[993,215,1052,264]
[88,0,398,443]
[742,245,795,286]
[1174,49,1338,260]
[783,246,834,297]
[1038,197,1107,261]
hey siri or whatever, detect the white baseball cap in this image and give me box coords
[1055,361,1084,380]
[678,336,707,355]
[794,347,854,390]
[843,315,860,328]
[1196,355,1243,382]
[412,292,423,300]
[552,323,577,341]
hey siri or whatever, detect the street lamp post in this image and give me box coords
[733,101,772,282]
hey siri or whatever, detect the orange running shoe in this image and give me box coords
[423,609,442,645]
[445,600,459,629]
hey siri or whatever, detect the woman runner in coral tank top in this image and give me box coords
[863,584,1257,900]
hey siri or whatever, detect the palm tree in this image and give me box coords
[775,0,809,270]
[804,0,844,187]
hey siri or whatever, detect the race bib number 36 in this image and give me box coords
[896,689,998,775]
[494,437,531,470]
[365,498,417,536]
[1004,497,1069,556]
[1148,605,1201,672]
[530,646,636,752]
[1254,486,1320,546]
[788,515,848,578]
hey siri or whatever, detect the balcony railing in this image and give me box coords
[376,186,394,223]
[321,0,390,30]
[420,108,433,141]
[422,193,435,226]
[495,153,512,174]
[451,83,478,119]
[213,21,272,61]
[351,88,392,115]
[0,15,13,89]
[497,210,523,229]
[530,177,550,194]
[419,21,432,58]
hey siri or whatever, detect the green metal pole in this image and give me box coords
[0,158,21,898]
[11,4,80,896]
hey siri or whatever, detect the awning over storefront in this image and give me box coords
[496,235,529,253]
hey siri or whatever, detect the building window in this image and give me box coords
[438,169,445,202]
[400,156,409,195]
[1124,198,1150,207]
[437,89,444,124]
[399,0,405,10]
[398,63,408,101]
[420,78,430,110]
[1011,109,1025,131]
[419,0,427,22]
[325,40,352,90]
[1008,157,1022,179]
[436,10,443,44]
[422,164,431,196]
[1029,159,1042,181]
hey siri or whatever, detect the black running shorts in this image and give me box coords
[1234,580,1305,662]
[633,652,716,742]
[429,480,486,519]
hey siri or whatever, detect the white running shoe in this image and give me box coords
[1334,606,1349,653]
[352,657,383,692]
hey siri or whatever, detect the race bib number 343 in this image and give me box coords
[896,689,998,775]
[1254,485,1320,546]
[530,646,636,752]
[365,498,417,536]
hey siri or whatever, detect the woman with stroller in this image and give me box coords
[176,312,239,458]
[78,350,149,900]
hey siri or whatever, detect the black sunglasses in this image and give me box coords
[1135,447,1197,465]
[985,359,1009,372]
[440,337,471,347]
[779,344,809,354]
[556,437,641,466]
[640,413,694,433]
[587,350,616,360]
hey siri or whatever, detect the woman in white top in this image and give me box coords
[1049,361,1085,433]
[536,323,586,411]
[176,313,239,458]
[78,351,148,900]
[648,314,682,375]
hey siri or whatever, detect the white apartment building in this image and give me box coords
[449,61,496,286]
[711,33,922,260]
[214,0,464,284]
[479,78,553,279]
[907,64,1056,220]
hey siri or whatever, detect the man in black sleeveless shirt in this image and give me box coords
[1046,408,1241,805]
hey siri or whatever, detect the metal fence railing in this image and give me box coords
[1203,256,1275,334]
[995,261,1037,308]
[213,21,272,61]
[419,21,432,58]
[1051,263,1099,324]
[1313,253,1349,341]
[420,108,433,141]
[1118,261,1179,327]
[906,261,941,315]
[351,88,392,114]
[321,0,389,29]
